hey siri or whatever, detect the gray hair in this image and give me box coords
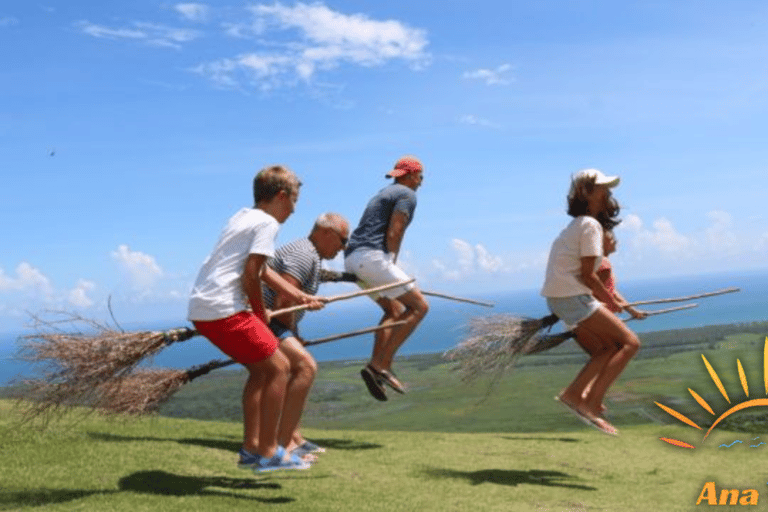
[312,212,347,233]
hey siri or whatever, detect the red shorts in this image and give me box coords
[193,311,279,365]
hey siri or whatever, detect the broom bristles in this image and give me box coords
[522,331,576,355]
[14,312,197,424]
[444,313,559,383]
[97,369,191,415]
[98,359,237,416]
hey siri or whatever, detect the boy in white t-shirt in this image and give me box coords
[188,165,324,472]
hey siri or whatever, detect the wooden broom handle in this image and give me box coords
[270,278,416,316]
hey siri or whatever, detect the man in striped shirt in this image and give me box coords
[263,212,349,459]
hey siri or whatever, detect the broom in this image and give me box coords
[522,303,699,355]
[444,287,740,383]
[442,313,560,383]
[16,279,413,423]
[97,321,407,416]
[319,269,495,307]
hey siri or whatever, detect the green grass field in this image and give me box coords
[1,399,766,512]
[2,327,768,511]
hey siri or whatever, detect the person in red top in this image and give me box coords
[597,230,646,319]
[578,229,647,418]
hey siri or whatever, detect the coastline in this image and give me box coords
[2,268,767,386]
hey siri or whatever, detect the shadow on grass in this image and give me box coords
[119,470,290,502]
[500,436,581,443]
[88,432,382,452]
[0,471,290,509]
[423,467,597,491]
[303,438,382,450]
[0,489,106,509]
[89,432,241,453]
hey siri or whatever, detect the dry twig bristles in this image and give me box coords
[15,312,196,426]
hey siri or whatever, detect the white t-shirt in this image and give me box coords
[541,216,603,298]
[188,208,279,321]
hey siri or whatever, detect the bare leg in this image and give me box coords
[578,307,640,415]
[557,346,613,417]
[242,374,263,454]
[574,326,619,413]
[277,337,317,449]
[243,349,290,459]
[370,288,429,371]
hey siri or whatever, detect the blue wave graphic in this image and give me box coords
[719,438,768,448]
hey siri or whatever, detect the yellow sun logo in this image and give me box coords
[655,337,768,449]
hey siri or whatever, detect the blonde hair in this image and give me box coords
[253,165,301,205]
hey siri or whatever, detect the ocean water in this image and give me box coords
[1,269,767,386]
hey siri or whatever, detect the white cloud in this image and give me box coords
[68,280,96,309]
[174,3,209,22]
[705,210,737,254]
[459,114,501,129]
[0,262,54,297]
[432,238,509,281]
[111,245,163,293]
[629,217,691,255]
[463,63,514,85]
[431,259,461,281]
[476,245,504,272]
[0,263,100,317]
[75,20,201,49]
[76,21,146,40]
[195,2,430,90]
[0,16,19,27]
[612,210,768,277]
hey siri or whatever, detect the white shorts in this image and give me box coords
[344,248,415,300]
[546,294,600,330]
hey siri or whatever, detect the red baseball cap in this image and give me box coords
[386,155,423,178]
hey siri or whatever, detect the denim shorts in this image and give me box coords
[268,320,299,341]
[546,294,600,329]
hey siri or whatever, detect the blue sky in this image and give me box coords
[2,0,768,334]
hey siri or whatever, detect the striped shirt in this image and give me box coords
[262,237,320,325]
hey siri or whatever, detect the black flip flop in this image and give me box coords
[360,366,388,401]
[369,365,406,394]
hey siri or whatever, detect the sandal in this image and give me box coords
[297,440,325,454]
[588,416,619,436]
[554,395,593,427]
[360,366,388,401]
[368,365,406,394]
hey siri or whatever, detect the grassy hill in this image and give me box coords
[154,325,768,434]
[2,399,766,512]
[2,323,768,511]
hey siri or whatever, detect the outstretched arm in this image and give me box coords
[262,265,325,313]
[263,268,311,332]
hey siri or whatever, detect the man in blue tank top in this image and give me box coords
[344,156,430,401]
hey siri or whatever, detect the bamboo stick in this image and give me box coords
[626,287,739,306]
[273,278,416,315]
[318,269,494,307]
[422,291,494,307]
[635,303,699,317]
[303,320,408,346]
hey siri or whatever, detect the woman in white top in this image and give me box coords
[541,169,640,436]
